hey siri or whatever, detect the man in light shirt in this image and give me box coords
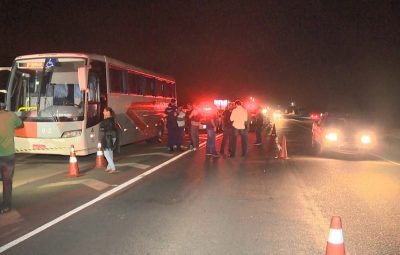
[230,100,249,157]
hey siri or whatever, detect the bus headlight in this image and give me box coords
[62,130,82,138]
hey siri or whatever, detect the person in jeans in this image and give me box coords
[100,107,118,173]
[176,106,186,151]
[165,99,178,152]
[230,100,249,157]
[205,109,219,157]
[254,107,264,145]
[188,104,200,151]
[0,102,23,214]
[220,102,235,155]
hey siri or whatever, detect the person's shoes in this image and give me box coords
[168,148,174,153]
[0,207,11,214]
[108,170,120,174]
[105,168,112,172]
[212,154,220,158]
[192,148,197,151]
[228,154,235,158]
[254,143,262,145]
[206,153,212,156]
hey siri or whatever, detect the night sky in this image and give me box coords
[1,1,399,125]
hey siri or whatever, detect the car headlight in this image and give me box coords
[62,130,82,138]
[325,132,338,142]
[360,135,372,144]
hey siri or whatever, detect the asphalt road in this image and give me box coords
[1,118,400,254]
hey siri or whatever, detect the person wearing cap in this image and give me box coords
[0,103,24,214]
[230,100,249,157]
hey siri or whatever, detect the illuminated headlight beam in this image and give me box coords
[325,133,338,142]
[361,135,371,144]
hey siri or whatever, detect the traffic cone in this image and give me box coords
[326,216,345,255]
[95,142,106,168]
[278,136,288,159]
[67,145,81,177]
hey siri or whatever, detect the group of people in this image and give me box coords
[164,99,201,152]
[164,98,266,158]
[0,98,266,214]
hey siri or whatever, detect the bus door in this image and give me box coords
[0,67,11,103]
[87,60,107,128]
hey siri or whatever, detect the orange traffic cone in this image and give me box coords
[326,216,345,255]
[95,142,106,168]
[278,136,288,159]
[67,145,81,177]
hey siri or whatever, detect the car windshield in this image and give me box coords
[8,57,86,122]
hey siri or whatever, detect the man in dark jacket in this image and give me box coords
[0,103,23,213]
[220,102,235,155]
[165,99,178,152]
[254,107,264,145]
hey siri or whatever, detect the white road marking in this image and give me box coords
[126,152,173,158]
[115,162,150,170]
[0,141,206,253]
[370,153,400,166]
[39,179,110,191]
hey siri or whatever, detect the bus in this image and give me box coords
[5,53,176,155]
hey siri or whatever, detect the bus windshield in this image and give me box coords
[8,57,86,122]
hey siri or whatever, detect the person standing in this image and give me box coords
[205,109,219,157]
[254,107,264,145]
[0,102,23,214]
[219,102,235,155]
[185,103,193,135]
[100,107,119,173]
[230,100,249,157]
[165,98,178,152]
[188,104,200,151]
[176,106,186,151]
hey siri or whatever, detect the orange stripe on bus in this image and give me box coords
[15,122,38,138]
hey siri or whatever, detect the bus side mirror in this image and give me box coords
[78,66,88,91]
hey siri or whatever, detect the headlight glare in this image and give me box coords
[325,132,338,142]
[361,135,371,144]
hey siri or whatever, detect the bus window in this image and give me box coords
[122,71,128,94]
[146,78,155,96]
[127,72,138,94]
[166,82,175,98]
[171,83,176,98]
[155,80,163,97]
[136,75,146,95]
[109,67,123,93]
[161,81,166,97]
[88,74,100,103]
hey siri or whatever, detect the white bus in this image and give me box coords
[5,53,176,155]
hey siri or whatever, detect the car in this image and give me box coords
[197,104,222,133]
[311,113,376,155]
[309,112,322,121]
